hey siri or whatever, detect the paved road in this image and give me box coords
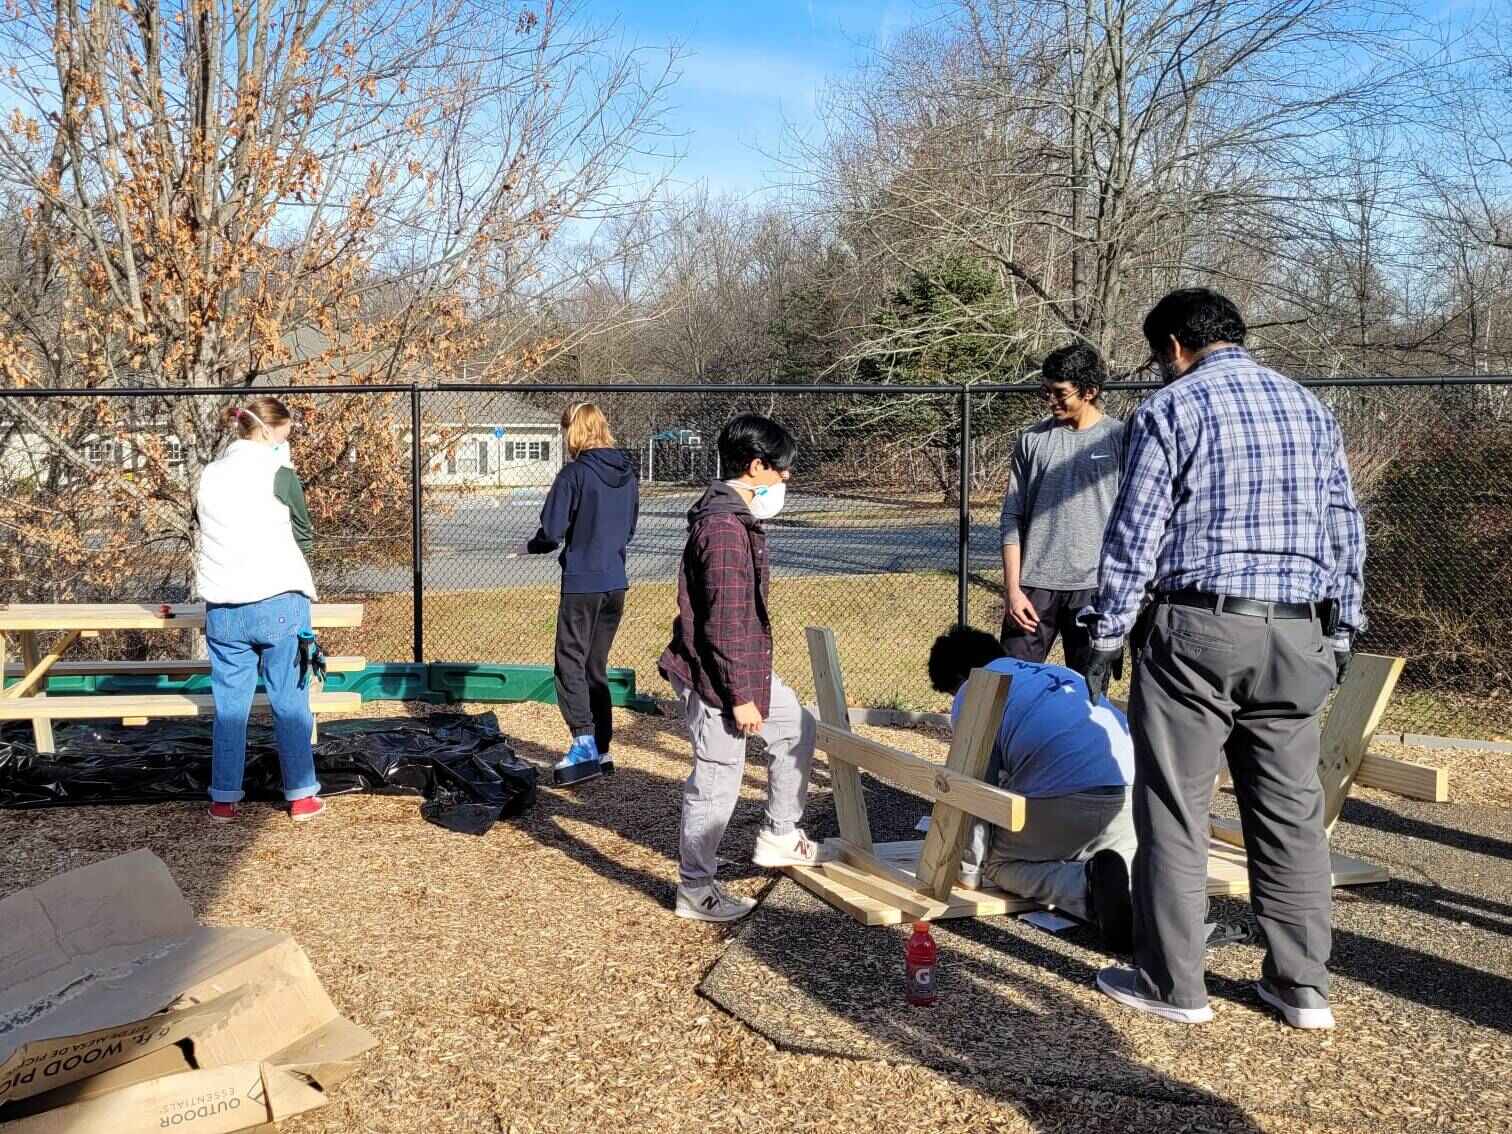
[340,490,1004,593]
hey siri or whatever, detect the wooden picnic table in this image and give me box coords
[0,602,365,754]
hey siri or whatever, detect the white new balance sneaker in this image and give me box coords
[751,827,837,868]
[675,880,757,923]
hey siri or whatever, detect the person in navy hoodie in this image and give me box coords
[527,402,640,786]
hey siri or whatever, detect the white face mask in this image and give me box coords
[730,479,786,520]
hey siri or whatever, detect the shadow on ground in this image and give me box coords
[4,706,1508,1133]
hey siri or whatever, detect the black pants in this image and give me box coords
[554,590,627,752]
[1001,586,1095,675]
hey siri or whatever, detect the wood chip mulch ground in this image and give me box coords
[1,703,1508,1133]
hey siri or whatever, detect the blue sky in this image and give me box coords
[613,1,926,198]
[608,0,1484,201]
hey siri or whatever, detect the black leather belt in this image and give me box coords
[1161,589,1316,620]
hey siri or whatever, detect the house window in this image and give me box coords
[446,448,457,475]
[477,439,489,475]
[83,440,117,467]
[528,440,549,461]
[166,438,184,468]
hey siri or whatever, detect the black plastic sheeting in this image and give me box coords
[0,713,537,836]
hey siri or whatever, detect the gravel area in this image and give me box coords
[1,704,1507,1133]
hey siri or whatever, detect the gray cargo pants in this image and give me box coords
[673,674,817,885]
[1129,600,1336,1010]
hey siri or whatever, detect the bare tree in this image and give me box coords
[798,0,1415,369]
[0,0,673,600]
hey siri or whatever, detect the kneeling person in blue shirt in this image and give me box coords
[928,625,1135,950]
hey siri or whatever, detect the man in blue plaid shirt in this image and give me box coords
[1082,289,1366,1031]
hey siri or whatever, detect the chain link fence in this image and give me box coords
[3,380,1509,741]
[408,387,966,713]
[965,381,1512,741]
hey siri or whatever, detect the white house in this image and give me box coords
[5,391,563,492]
[424,392,564,489]
[0,423,183,485]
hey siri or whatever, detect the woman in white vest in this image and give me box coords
[195,397,324,823]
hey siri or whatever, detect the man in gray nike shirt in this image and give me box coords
[999,344,1124,675]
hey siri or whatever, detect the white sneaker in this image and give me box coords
[675,880,757,923]
[1256,980,1335,1030]
[751,827,837,868]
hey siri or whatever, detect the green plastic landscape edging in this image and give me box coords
[3,663,656,711]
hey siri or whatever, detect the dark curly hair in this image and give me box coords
[927,624,1007,695]
[1142,288,1247,356]
[1041,343,1108,400]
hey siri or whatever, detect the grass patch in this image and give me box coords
[332,571,1006,713]
[326,570,1512,739]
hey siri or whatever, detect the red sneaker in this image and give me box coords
[208,802,239,823]
[289,796,325,823]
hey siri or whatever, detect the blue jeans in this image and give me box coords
[206,592,319,803]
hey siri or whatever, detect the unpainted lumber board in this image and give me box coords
[816,724,1026,832]
[805,627,872,852]
[122,717,148,726]
[788,860,1032,925]
[17,632,54,754]
[1205,653,1402,888]
[0,690,362,721]
[1206,840,1255,897]
[1206,838,1389,895]
[1210,816,1245,850]
[1327,851,1391,887]
[831,839,1039,916]
[786,865,900,926]
[868,840,936,865]
[916,668,1014,902]
[816,860,949,920]
[0,603,364,632]
[3,656,367,679]
[1319,653,1405,833]
[1355,751,1448,802]
[3,629,82,699]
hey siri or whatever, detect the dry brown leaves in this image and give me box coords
[0,704,1506,1134]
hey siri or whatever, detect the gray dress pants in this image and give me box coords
[1129,601,1336,1010]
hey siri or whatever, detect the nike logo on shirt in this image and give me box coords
[1089,453,1111,460]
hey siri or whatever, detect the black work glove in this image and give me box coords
[1084,646,1124,705]
[297,630,327,689]
[1334,649,1351,688]
[525,528,557,555]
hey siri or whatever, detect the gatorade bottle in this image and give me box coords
[904,921,939,1006]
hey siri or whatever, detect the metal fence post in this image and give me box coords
[410,385,424,664]
[958,386,971,627]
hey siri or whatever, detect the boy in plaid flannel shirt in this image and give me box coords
[659,414,836,922]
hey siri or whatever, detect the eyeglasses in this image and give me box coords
[1039,387,1076,404]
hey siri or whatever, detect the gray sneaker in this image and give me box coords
[675,880,757,923]
[1256,980,1335,1029]
[1096,965,1214,1024]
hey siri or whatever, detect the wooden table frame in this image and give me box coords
[787,627,1037,926]
[0,603,364,753]
[788,627,1400,927]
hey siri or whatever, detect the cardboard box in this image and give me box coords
[0,850,374,1127]
[2,1059,339,1134]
